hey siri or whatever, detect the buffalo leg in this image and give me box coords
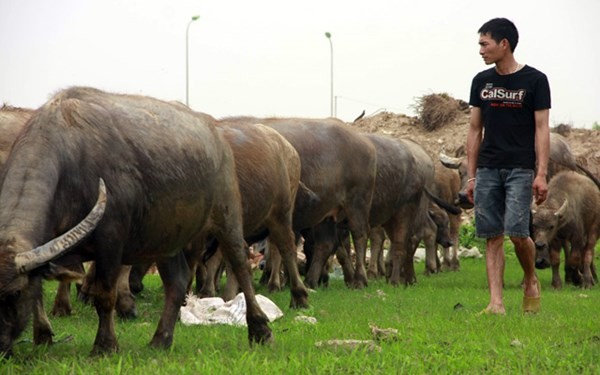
[90,265,121,354]
[368,226,385,279]
[150,251,190,349]
[220,245,272,343]
[335,221,356,286]
[561,239,574,284]
[78,262,136,319]
[267,217,310,308]
[385,206,416,286]
[345,206,371,289]
[549,245,563,289]
[447,218,461,271]
[222,258,242,301]
[568,247,583,286]
[254,239,274,291]
[129,262,152,295]
[51,263,85,317]
[335,243,355,287]
[424,236,439,276]
[582,238,597,289]
[216,223,271,344]
[51,280,72,317]
[32,276,54,346]
[115,265,137,319]
[196,249,223,297]
[304,218,337,289]
[265,241,283,292]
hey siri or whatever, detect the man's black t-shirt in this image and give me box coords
[469,65,551,170]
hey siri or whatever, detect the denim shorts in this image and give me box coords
[474,168,534,238]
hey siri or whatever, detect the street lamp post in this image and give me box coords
[325,32,333,117]
[186,15,200,107]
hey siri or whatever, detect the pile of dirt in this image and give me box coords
[352,94,599,166]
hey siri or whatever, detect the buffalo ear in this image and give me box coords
[36,263,85,283]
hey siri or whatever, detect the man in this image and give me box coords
[465,18,550,315]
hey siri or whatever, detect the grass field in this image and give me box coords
[3,244,600,374]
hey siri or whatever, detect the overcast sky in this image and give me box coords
[1,0,598,128]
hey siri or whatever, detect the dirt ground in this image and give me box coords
[351,98,600,176]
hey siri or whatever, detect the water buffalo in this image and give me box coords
[419,202,454,275]
[338,134,460,286]
[366,207,455,278]
[0,87,271,357]
[194,121,309,308]
[220,117,377,289]
[532,171,600,289]
[431,163,462,271]
[391,137,461,284]
[439,132,578,209]
[1,106,144,321]
[362,202,454,280]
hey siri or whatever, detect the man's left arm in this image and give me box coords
[533,108,550,204]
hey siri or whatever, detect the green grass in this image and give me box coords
[4,248,600,374]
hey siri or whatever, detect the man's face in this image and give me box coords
[478,33,507,65]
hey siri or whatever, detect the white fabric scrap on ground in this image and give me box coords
[458,247,482,258]
[413,246,482,262]
[179,292,284,326]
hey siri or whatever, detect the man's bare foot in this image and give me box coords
[477,305,506,316]
[523,277,541,298]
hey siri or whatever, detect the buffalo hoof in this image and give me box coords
[51,304,72,317]
[196,287,217,299]
[343,274,354,287]
[248,324,273,346]
[149,335,173,350]
[303,278,318,290]
[77,290,93,305]
[290,289,310,309]
[351,269,368,289]
[91,343,119,356]
[33,328,54,346]
[450,260,460,271]
[267,282,282,294]
[351,278,368,289]
[582,276,595,289]
[551,280,563,290]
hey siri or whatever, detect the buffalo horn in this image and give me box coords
[554,199,568,217]
[14,178,107,273]
[438,152,463,169]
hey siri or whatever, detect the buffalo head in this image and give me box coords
[0,179,106,358]
[438,151,473,209]
[531,199,568,269]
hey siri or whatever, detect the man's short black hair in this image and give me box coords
[478,18,519,52]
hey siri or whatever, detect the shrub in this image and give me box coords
[412,93,466,132]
